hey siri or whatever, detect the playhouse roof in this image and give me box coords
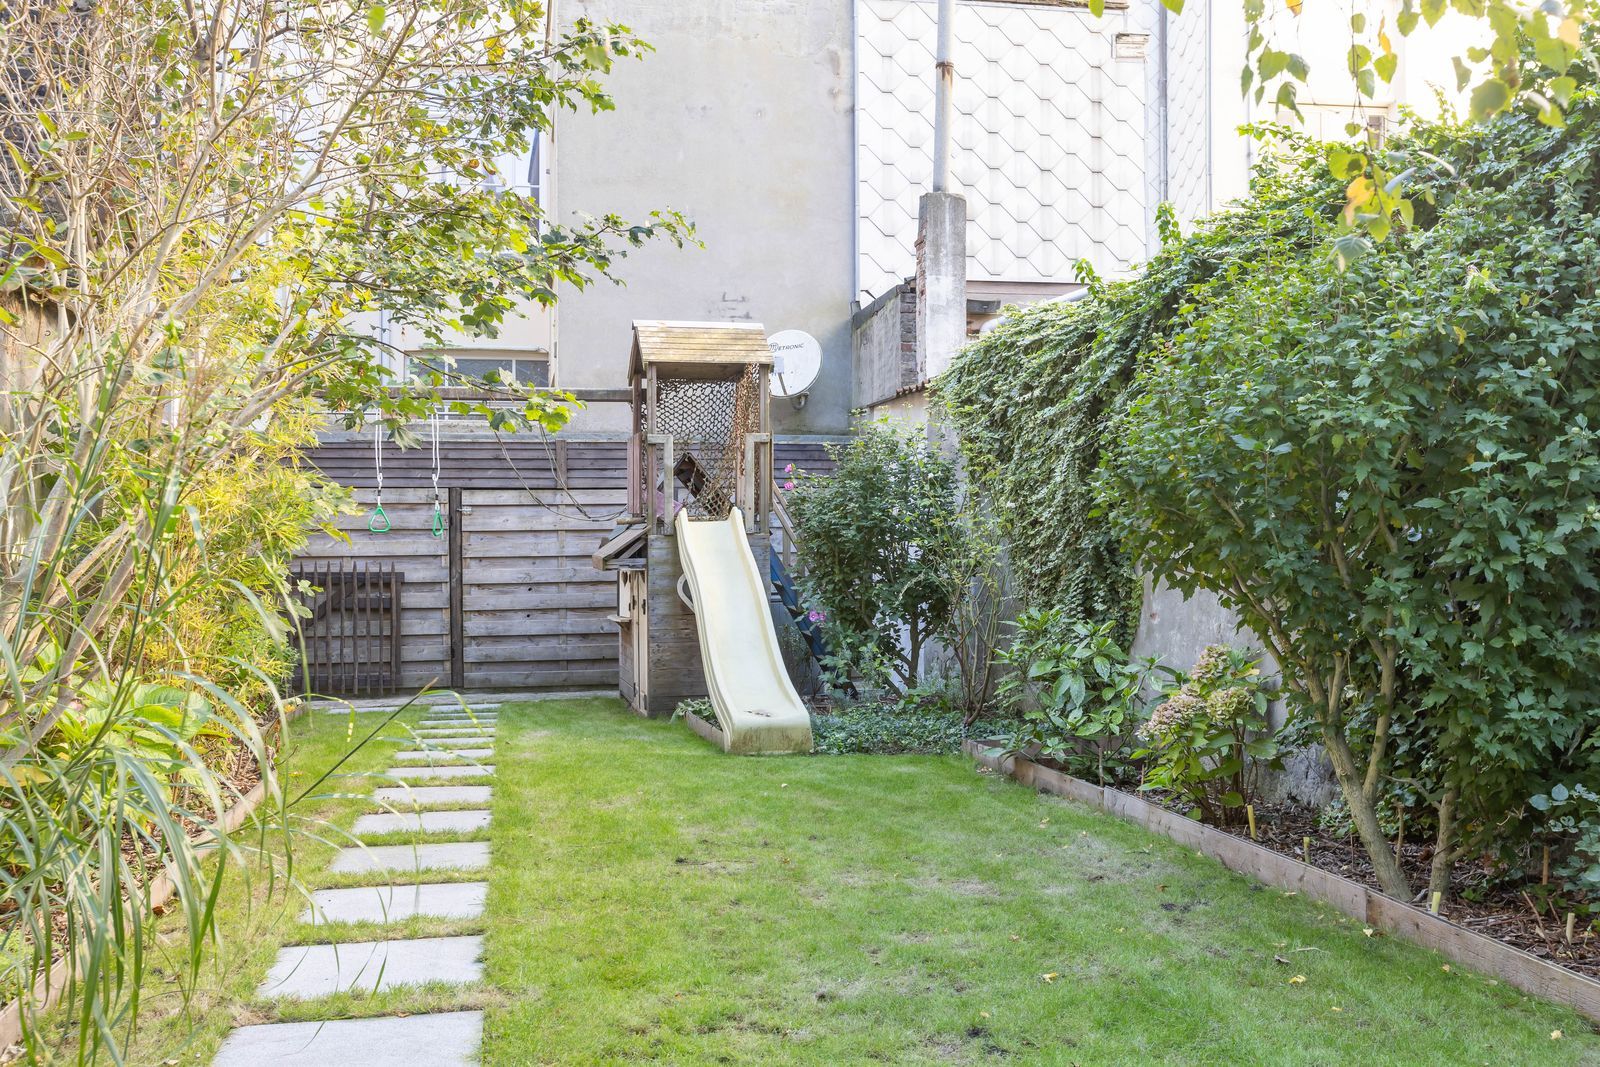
[628,320,772,383]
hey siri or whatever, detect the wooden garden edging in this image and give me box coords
[683,709,726,750]
[964,740,1600,1025]
[0,704,307,1053]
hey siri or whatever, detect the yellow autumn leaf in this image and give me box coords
[1286,0,1303,13]
[1552,1030,1564,1040]
[1041,973,1059,983]
[1289,974,1307,985]
[1558,18,1580,47]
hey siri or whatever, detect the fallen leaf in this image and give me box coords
[1042,972,1059,983]
[1289,975,1307,985]
[1331,1006,1343,1013]
[1441,964,1451,973]
[1552,1030,1564,1040]
[1009,934,1021,942]
[980,1011,991,1019]
[1362,927,1376,937]
[1274,955,1290,965]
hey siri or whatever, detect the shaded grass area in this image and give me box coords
[45,702,498,1064]
[486,698,1600,1066]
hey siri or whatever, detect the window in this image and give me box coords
[410,353,550,388]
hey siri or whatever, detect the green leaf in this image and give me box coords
[367,3,386,34]
[1421,0,1447,24]
[1160,0,1185,13]
[1332,232,1371,269]
[1375,52,1399,83]
[1469,77,1511,121]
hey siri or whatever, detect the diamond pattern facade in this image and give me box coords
[857,0,1209,300]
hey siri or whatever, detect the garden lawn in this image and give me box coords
[487,698,1599,1065]
[101,696,1600,1065]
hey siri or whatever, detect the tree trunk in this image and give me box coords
[1428,786,1459,908]
[1322,725,1412,898]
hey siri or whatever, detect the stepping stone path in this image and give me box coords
[216,706,502,1065]
[388,763,495,780]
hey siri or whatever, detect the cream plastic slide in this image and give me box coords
[675,508,814,754]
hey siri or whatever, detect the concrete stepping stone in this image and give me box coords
[401,740,496,754]
[421,713,497,723]
[388,764,494,780]
[301,882,488,924]
[329,841,490,874]
[413,728,496,737]
[216,1010,483,1065]
[257,935,483,999]
[371,785,491,807]
[352,809,491,835]
[394,748,493,763]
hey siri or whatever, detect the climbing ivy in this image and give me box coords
[938,134,1344,647]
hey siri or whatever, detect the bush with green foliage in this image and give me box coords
[946,77,1600,907]
[1102,98,1600,901]
[808,702,1008,756]
[994,610,1159,785]
[1135,645,1281,826]
[790,421,961,693]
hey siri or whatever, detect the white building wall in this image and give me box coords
[857,0,1161,301]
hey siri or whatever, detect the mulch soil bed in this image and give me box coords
[1160,793,1598,980]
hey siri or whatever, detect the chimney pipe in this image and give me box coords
[932,0,955,192]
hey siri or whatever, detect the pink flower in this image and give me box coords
[783,480,796,492]
[807,609,826,623]
[785,463,794,474]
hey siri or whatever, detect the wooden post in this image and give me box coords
[449,486,464,691]
[645,365,658,531]
[390,565,404,693]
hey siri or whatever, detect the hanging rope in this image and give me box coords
[430,409,445,539]
[367,421,391,533]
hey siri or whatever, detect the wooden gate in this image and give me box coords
[291,470,626,693]
[290,560,404,695]
[289,433,829,696]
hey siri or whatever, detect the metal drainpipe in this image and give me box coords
[1157,3,1170,205]
[932,0,955,193]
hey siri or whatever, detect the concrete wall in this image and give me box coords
[852,281,917,408]
[553,0,856,436]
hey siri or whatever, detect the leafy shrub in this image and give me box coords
[809,703,1008,756]
[1529,784,1600,903]
[790,421,961,692]
[1102,102,1600,899]
[994,610,1158,784]
[1135,645,1281,826]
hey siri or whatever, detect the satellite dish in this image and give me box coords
[768,330,821,399]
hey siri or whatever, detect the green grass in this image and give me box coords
[485,698,1600,1065]
[46,702,496,1064]
[72,697,1600,1065]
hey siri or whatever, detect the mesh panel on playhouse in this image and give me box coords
[656,366,759,519]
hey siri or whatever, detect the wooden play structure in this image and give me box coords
[594,321,812,754]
